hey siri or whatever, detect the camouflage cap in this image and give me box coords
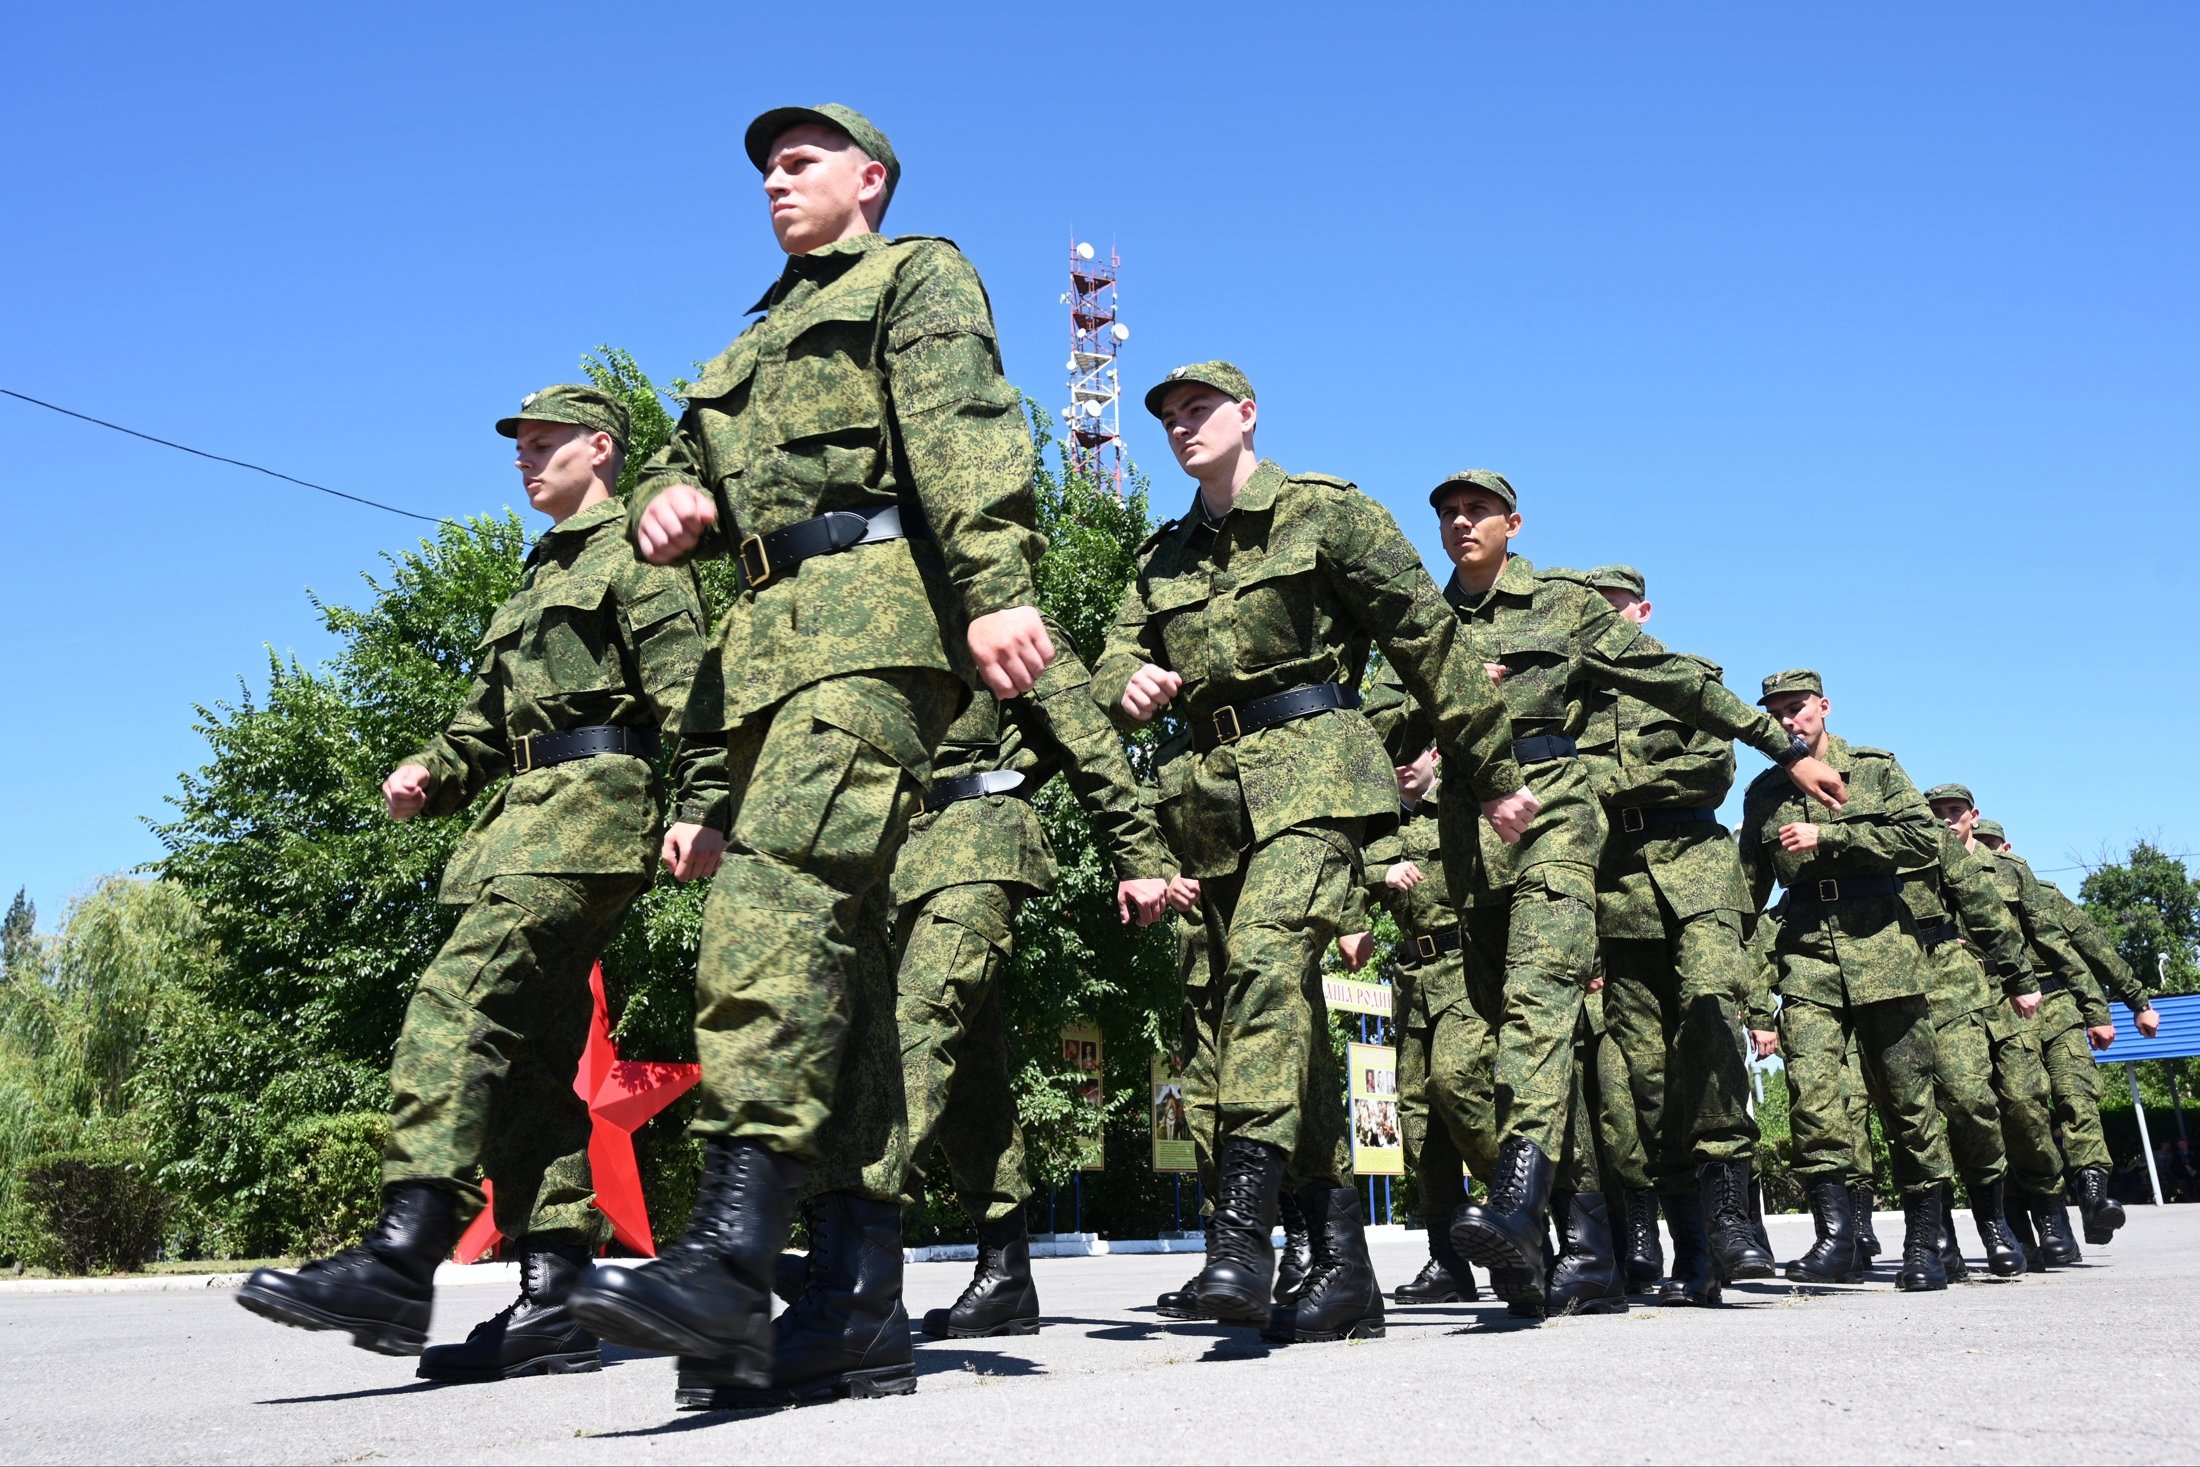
[1428,468,1518,512]
[1973,818,2008,844]
[1144,361,1254,418]
[744,103,900,211]
[1924,783,1977,809]
[1586,564,1646,598]
[1757,668,1825,705]
[494,383,630,451]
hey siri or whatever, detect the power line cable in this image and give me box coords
[1,388,449,525]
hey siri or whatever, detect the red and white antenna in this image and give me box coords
[1061,237,1127,494]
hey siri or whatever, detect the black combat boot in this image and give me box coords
[417,1236,600,1380]
[565,1138,800,1389]
[1851,1183,1882,1264]
[1155,1216,1210,1320]
[2030,1192,2083,1266]
[1656,1187,1719,1306]
[237,1182,461,1356]
[1785,1179,1864,1284]
[1701,1158,1776,1282]
[1934,1182,1970,1282]
[922,1210,1040,1338]
[1893,1188,1948,1292]
[1542,1192,1628,1318]
[1191,1137,1287,1323]
[2005,1196,2043,1270]
[1263,1182,1386,1342]
[1450,1137,1557,1312]
[677,1191,914,1409]
[1968,1179,2025,1279]
[1393,1224,1478,1304]
[2072,1166,2127,1247]
[1620,1188,1663,1294]
[1273,1187,1314,1306]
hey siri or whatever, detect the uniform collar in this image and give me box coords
[1446,552,1536,611]
[529,496,624,559]
[1185,458,1286,526]
[748,231,889,314]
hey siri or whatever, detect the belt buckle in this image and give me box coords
[1620,807,1646,835]
[1415,933,1439,961]
[1212,706,1243,746]
[513,736,534,775]
[738,533,773,589]
[1817,878,1839,903]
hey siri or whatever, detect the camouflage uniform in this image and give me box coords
[1740,726,1953,1195]
[387,489,725,1240]
[856,621,1172,1215]
[1436,553,1802,1191]
[1093,458,1521,1186]
[631,227,1042,1180]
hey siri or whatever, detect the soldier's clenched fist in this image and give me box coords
[634,484,718,564]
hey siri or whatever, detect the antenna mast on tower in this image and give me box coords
[1061,237,1128,494]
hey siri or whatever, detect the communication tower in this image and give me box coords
[1060,238,1129,493]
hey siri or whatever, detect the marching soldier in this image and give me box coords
[561,104,1055,1409]
[238,385,727,1378]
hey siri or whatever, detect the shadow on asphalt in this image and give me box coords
[256,1380,449,1406]
[911,1346,1042,1378]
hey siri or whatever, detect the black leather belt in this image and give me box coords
[1920,919,1961,947]
[1397,926,1465,967]
[737,503,923,591]
[924,769,1034,813]
[1191,683,1360,752]
[512,725,659,774]
[1613,804,1722,837]
[1513,734,1578,763]
[1786,874,1919,907]
[2037,975,2068,995]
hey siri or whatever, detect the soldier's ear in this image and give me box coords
[1238,398,1258,440]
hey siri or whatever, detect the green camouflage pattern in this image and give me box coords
[1427,467,1518,513]
[1930,1006,2008,1187]
[1361,796,1466,1020]
[415,498,727,901]
[743,103,901,207]
[1396,989,1499,1188]
[385,871,644,1238]
[1585,989,1654,1192]
[1757,668,1824,703]
[1979,847,2106,1026]
[2037,987,2112,1173]
[1988,1018,2067,1199]
[2041,881,2152,1013]
[1925,830,2036,1027]
[1093,460,1525,878]
[1780,992,1953,1192]
[1143,359,1255,416]
[891,617,1170,905]
[495,382,631,448]
[632,233,1042,723]
[1172,912,1221,1194]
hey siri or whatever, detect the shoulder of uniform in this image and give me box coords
[2002,851,2035,870]
[1136,517,1182,556]
[1845,744,1898,761]
[888,233,959,249]
[1744,765,1788,797]
[1537,564,1598,587]
[1288,471,1357,492]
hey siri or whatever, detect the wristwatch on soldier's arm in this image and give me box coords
[1774,734,1812,767]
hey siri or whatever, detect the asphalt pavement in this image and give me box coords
[3,1206,2194,1465]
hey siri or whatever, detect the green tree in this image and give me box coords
[1,889,33,983]
[2079,840,2200,992]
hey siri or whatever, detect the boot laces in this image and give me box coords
[1491,1141,1535,1211]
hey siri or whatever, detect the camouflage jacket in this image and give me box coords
[1926,830,2037,1029]
[1437,556,1794,901]
[1359,795,1465,1022]
[1581,668,1750,938]
[1978,848,2105,1026]
[2042,882,2152,1014]
[631,233,1041,723]
[413,498,726,902]
[1740,733,1942,1005]
[891,619,1172,906]
[1091,462,1520,878]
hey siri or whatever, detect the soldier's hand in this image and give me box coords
[968,606,1055,698]
[2011,992,2042,1020]
[1385,861,1424,892]
[1120,663,1183,722]
[1482,786,1540,845]
[1587,974,1605,993]
[635,484,717,564]
[661,822,726,882]
[1117,878,1169,927]
[1784,755,1847,813]
[2137,1005,2161,1038]
[382,763,432,821]
[1337,932,1374,972]
[1484,662,1509,683]
[2087,1023,2117,1051]
[1750,1029,1780,1061]
[1165,875,1202,912]
[1777,821,1821,853]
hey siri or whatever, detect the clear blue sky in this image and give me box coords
[4,2,2195,929]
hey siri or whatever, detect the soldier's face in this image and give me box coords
[1435,490,1518,574]
[514,421,608,522]
[762,125,887,254]
[1929,798,1977,838]
[1764,691,1829,743]
[1158,386,1255,476]
[1396,745,1439,804]
[1598,588,1652,625]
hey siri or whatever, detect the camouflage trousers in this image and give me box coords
[1600,911,1762,1192]
[1931,1007,2009,1188]
[2036,989,2110,1174]
[1463,862,1600,1190]
[1396,970,1498,1216]
[1584,989,1654,1193]
[693,669,961,1195]
[1782,993,1952,1194]
[1185,820,1360,1186]
[858,880,1029,1220]
[1173,914,1221,1196]
[385,871,644,1240]
[1986,1011,2066,1199]
[1839,1039,1880,1183]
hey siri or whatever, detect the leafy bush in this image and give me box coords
[271,1112,390,1258]
[8,1147,168,1275]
